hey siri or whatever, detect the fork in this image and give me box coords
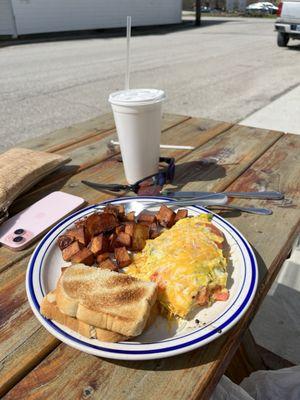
[97,196,272,216]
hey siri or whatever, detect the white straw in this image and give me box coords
[109,140,195,150]
[125,16,131,90]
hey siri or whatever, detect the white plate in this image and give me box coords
[26,196,258,361]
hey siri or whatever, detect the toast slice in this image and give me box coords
[40,291,128,342]
[56,264,157,337]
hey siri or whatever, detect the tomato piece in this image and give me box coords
[212,289,229,301]
[150,272,166,290]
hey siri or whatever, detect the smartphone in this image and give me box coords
[0,191,85,251]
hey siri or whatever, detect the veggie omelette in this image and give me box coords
[125,214,229,319]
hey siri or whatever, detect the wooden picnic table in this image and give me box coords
[1,113,299,400]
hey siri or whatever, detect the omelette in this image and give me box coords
[125,214,229,319]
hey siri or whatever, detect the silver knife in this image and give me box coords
[161,190,284,200]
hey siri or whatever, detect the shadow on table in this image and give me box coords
[172,159,227,189]
[252,246,268,287]
[106,334,227,371]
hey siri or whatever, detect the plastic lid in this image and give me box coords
[109,89,165,106]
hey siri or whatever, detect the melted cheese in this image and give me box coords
[125,214,228,318]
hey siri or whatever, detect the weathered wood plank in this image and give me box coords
[17,113,116,152]
[3,338,229,400]
[166,125,283,193]
[223,133,300,282]
[18,113,190,153]
[0,328,59,399]
[52,118,231,175]
[0,258,39,360]
[0,257,60,398]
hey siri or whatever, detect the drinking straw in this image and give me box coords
[109,140,195,150]
[125,16,131,90]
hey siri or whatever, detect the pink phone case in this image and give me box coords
[0,191,85,251]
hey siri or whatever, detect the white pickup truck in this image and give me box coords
[275,0,300,46]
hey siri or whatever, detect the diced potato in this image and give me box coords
[74,218,86,228]
[85,212,118,237]
[89,234,108,255]
[65,226,90,246]
[114,247,131,268]
[71,248,94,266]
[137,213,156,224]
[103,204,125,218]
[99,258,118,271]
[139,221,152,227]
[62,241,82,261]
[123,211,135,222]
[174,209,188,223]
[131,224,150,251]
[115,232,131,248]
[156,205,176,228]
[96,252,110,264]
[115,204,125,218]
[115,225,125,235]
[149,222,160,239]
[57,234,74,250]
[124,222,135,237]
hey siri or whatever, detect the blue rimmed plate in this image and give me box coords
[26,196,258,361]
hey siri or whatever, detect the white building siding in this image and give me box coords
[10,0,182,35]
[0,0,15,35]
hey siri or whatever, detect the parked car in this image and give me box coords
[264,2,279,13]
[275,1,300,46]
[246,2,278,14]
[201,6,212,12]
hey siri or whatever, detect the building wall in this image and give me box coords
[0,0,15,35]
[10,0,182,35]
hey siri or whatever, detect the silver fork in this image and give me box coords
[97,195,273,216]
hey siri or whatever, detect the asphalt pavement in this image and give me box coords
[0,16,300,150]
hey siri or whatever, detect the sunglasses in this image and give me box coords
[82,157,175,196]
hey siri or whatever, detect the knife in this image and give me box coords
[161,190,284,200]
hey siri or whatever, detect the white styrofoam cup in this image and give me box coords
[109,89,166,184]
